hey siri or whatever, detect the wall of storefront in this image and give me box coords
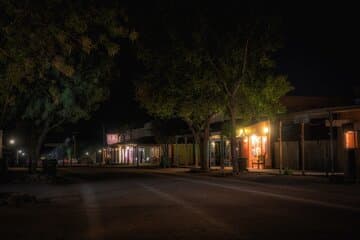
[103,145,161,166]
[273,140,341,172]
[172,144,199,166]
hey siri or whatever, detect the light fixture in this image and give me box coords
[98,149,102,153]
[9,139,15,145]
[263,127,269,134]
[85,152,89,156]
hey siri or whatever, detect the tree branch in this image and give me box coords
[0,48,14,60]
[48,118,66,131]
[208,57,231,96]
[232,38,249,95]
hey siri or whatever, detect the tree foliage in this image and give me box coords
[0,0,137,166]
[136,24,224,168]
[135,3,293,172]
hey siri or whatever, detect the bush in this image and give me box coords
[283,168,293,175]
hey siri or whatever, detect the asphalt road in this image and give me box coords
[1,168,360,240]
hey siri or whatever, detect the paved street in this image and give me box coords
[1,168,360,240]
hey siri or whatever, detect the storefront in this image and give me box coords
[237,121,270,169]
[103,144,161,166]
[209,134,231,167]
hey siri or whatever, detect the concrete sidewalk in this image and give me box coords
[208,166,344,176]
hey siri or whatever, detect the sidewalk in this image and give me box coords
[209,166,344,176]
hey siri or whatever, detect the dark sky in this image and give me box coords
[68,1,359,146]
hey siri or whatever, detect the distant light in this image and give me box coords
[18,150,22,153]
[211,141,215,147]
[263,127,269,134]
[98,149,102,153]
[9,139,15,145]
[22,152,25,156]
[85,152,89,156]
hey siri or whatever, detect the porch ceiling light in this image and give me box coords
[263,127,269,134]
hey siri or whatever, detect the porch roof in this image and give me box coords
[278,105,360,123]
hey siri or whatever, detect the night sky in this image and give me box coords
[66,1,359,147]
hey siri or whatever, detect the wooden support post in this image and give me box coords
[329,112,334,175]
[0,129,3,161]
[279,121,283,174]
[267,120,271,168]
[301,122,305,175]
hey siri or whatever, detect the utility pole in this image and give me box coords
[279,121,283,174]
[329,112,334,175]
[0,130,3,160]
[301,122,305,175]
[102,124,105,146]
[72,132,78,164]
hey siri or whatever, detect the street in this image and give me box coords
[1,168,359,240]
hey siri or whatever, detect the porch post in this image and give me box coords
[0,129,3,168]
[279,120,283,174]
[301,122,305,175]
[267,120,271,168]
[329,112,334,175]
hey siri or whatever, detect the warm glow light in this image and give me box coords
[237,128,244,137]
[85,152,89,156]
[263,127,269,134]
[98,149,102,153]
[251,134,258,142]
[211,141,215,147]
[9,139,15,145]
[243,137,248,143]
[345,131,357,149]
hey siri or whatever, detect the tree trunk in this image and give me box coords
[220,135,225,175]
[193,133,200,168]
[160,144,169,168]
[0,129,7,174]
[29,122,49,173]
[229,108,239,174]
[202,121,210,170]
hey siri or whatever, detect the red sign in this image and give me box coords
[106,134,119,145]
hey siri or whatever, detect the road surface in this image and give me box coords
[1,168,359,240]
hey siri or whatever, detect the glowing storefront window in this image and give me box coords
[250,135,261,157]
[345,131,358,149]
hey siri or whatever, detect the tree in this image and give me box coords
[0,0,137,171]
[182,10,293,174]
[136,32,224,170]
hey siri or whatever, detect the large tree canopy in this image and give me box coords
[0,0,137,169]
[135,2,293,172]
[136,30,224,168]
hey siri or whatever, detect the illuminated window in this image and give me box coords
[345,131,358,149]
